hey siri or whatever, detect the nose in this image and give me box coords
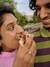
[16,25,24,34]
[39,7,48,19]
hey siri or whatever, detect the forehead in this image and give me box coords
[2,13,17,27]
[3,13,17,22]
[2,13,17,25]
[36,0,50,5]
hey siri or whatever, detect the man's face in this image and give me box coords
[36,0,50,28]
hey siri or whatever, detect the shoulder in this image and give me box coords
[32,28,41,43]
[32,28,40,37]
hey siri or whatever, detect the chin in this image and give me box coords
[43,25,50,29]
[43,26,50,30]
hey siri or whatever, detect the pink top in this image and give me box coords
[0,50,17,67]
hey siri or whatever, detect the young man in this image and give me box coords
[29,0,50,67]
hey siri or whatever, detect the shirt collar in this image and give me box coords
[40,27,50,37]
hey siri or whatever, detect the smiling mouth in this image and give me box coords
[42,19,50,24]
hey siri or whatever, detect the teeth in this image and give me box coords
[43,19,50,22]
[46,20,50,22]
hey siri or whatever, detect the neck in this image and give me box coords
[1,44,15,52]
[44,27,50,32]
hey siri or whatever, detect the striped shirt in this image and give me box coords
[33,27,50,67]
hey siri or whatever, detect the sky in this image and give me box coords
[14,0,34,15]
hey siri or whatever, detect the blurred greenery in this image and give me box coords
[29,14,41,24]
[0,0,41,27]
[0,0,28,27]
[15,11,29,27]
[0,0,17,10]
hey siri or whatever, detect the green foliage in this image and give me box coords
[32,14,41,23]
[15,11,28,27]
[29,11,41,24]
[0,0,41,26]
[0,0,17,10]
[0,0,28,26]
[29,15,41,24]
[29,15,41,23]
[1,0,42,26]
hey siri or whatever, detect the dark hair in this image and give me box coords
[29,0,36,10]
[0,4,15,52]
[0,4,15,27]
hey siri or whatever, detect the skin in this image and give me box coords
[0,13,24,52]
[13,36,36,67]
[36,0,50,31]
[0,13,37,67]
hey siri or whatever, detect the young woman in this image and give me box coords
[0,5,36,67]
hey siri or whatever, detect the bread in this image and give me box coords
[18,34,31,46]
[18,35,26,46]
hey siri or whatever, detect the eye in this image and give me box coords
[8,26,14,31]
[45,3,50,9]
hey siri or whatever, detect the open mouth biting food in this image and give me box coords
[18,34,31,46]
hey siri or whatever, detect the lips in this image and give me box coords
[42,19,50,25]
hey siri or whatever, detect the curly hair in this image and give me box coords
[29,0,36,10]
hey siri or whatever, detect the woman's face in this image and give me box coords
[0,13,24,51]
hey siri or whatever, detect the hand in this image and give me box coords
[13,33,37,67]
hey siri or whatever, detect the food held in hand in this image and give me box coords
[18,34,32,46]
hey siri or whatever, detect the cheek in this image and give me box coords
[2,32,15,41]
[2,32,19,49]
[7,33,15,39]
[1,33,19,49]
[2,32,15,45]
[2,33,14,45]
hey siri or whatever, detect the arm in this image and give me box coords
[12,34,37,67]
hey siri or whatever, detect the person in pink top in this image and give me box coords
[0,4,37,67]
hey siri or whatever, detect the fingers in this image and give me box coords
[19,35,34,56]
[24,34,33,49]
[27,56,34,67]
[18,34,36,58]
[24,40,36,67]
[15,33,36,67]
[18,33,36,57]
[23,53,31,67]
[22,31,28,35]
[29,40,37,56]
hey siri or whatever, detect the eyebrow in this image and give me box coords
[6,19,19,27]
[6,22,13,28]
[45,2,50,5]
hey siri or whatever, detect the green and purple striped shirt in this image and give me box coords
[33,27,50,67]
